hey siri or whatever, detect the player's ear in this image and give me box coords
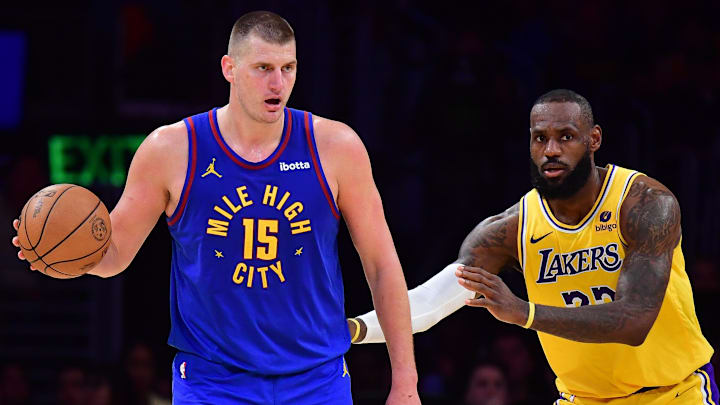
[589,125,602,152]
[221,55,235,83]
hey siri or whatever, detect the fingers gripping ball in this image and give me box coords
[16,184,112,278]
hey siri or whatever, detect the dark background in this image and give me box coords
[1,1,719,404]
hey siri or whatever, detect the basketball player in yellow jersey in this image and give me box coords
[348,89,717,404]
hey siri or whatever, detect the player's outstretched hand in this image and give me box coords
[11,219,38,271]
[456,265,528,326]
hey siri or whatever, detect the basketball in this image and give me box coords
[16,184,112,279]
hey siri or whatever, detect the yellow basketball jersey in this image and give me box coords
[517,164,713,399]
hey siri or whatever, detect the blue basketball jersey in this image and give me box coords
[166,107,349,375]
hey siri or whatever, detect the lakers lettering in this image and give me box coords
[536,243,622,284]
[203,184,313,289]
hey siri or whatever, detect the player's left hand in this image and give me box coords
[456,265,528,326]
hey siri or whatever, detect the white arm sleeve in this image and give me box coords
[355,263,475,344]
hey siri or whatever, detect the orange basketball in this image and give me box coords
[16,184,112,279]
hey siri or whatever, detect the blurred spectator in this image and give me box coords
[463,362,508,405]
[86,378,113,405]
[85,366,115,405]
[115,342,170,405]
[490,332,554,405]
[57,365,90,405]
[418,351,457,399]
[0,363,30,405]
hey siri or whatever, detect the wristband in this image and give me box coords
[523,302,535,329]
[348,318,361,343]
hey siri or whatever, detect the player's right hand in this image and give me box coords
[12,219,38,271]
[457,265,527,326]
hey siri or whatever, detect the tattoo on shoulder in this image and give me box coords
[623,180,681,254]
[476,204,519,248]
[459,203,519,267]
[474,220,508,249]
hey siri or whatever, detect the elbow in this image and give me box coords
[624,317,655,347]
[86,269,117,279]
[86,260,127,279]
[625,332,648,347]
[615,298,660,346]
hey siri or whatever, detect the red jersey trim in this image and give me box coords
[208,109,292,170]
[304,112,340,220]
[168,116,198,226]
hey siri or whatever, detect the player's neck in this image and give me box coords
[216,104,285,161]
[545,166,606,226]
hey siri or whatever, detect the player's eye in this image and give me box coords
[257,65,268,71]
[561,134,573,141]
[534,135,546,142]
[282,65,294,72]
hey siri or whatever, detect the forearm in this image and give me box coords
[530,300,654,346]
[87,207,158,278]
[457,265,656,346]
[367,264,417,384]
[357,263,474,343]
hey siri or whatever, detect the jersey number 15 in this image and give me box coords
[242,218,279,260]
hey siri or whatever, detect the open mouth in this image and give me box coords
[265,98,281,105]
[541,163,568,178]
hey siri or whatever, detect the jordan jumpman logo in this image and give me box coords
[202,158,222,178]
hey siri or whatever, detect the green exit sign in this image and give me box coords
[48,135,145,187]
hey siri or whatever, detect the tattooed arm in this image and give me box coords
[457,203,521,273]
[528,176,679,345]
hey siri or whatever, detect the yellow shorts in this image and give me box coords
[554,364,718,405]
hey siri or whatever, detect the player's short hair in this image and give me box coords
[533,89,594,128]
[228,11,295,56]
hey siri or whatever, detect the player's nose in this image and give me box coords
[268,70,283,93]
[544,138,562,157]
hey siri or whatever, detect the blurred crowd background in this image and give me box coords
[2,1,719,404]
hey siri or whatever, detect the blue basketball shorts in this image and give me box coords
[171,351,352,404]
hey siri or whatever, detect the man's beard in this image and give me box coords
[529,150,593,200]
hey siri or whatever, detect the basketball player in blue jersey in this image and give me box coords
[12,11,420,405]
[349,90,717,404]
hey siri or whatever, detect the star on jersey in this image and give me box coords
[295,247,303,256]
[202,158,222,178]
[214,250,224,258]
